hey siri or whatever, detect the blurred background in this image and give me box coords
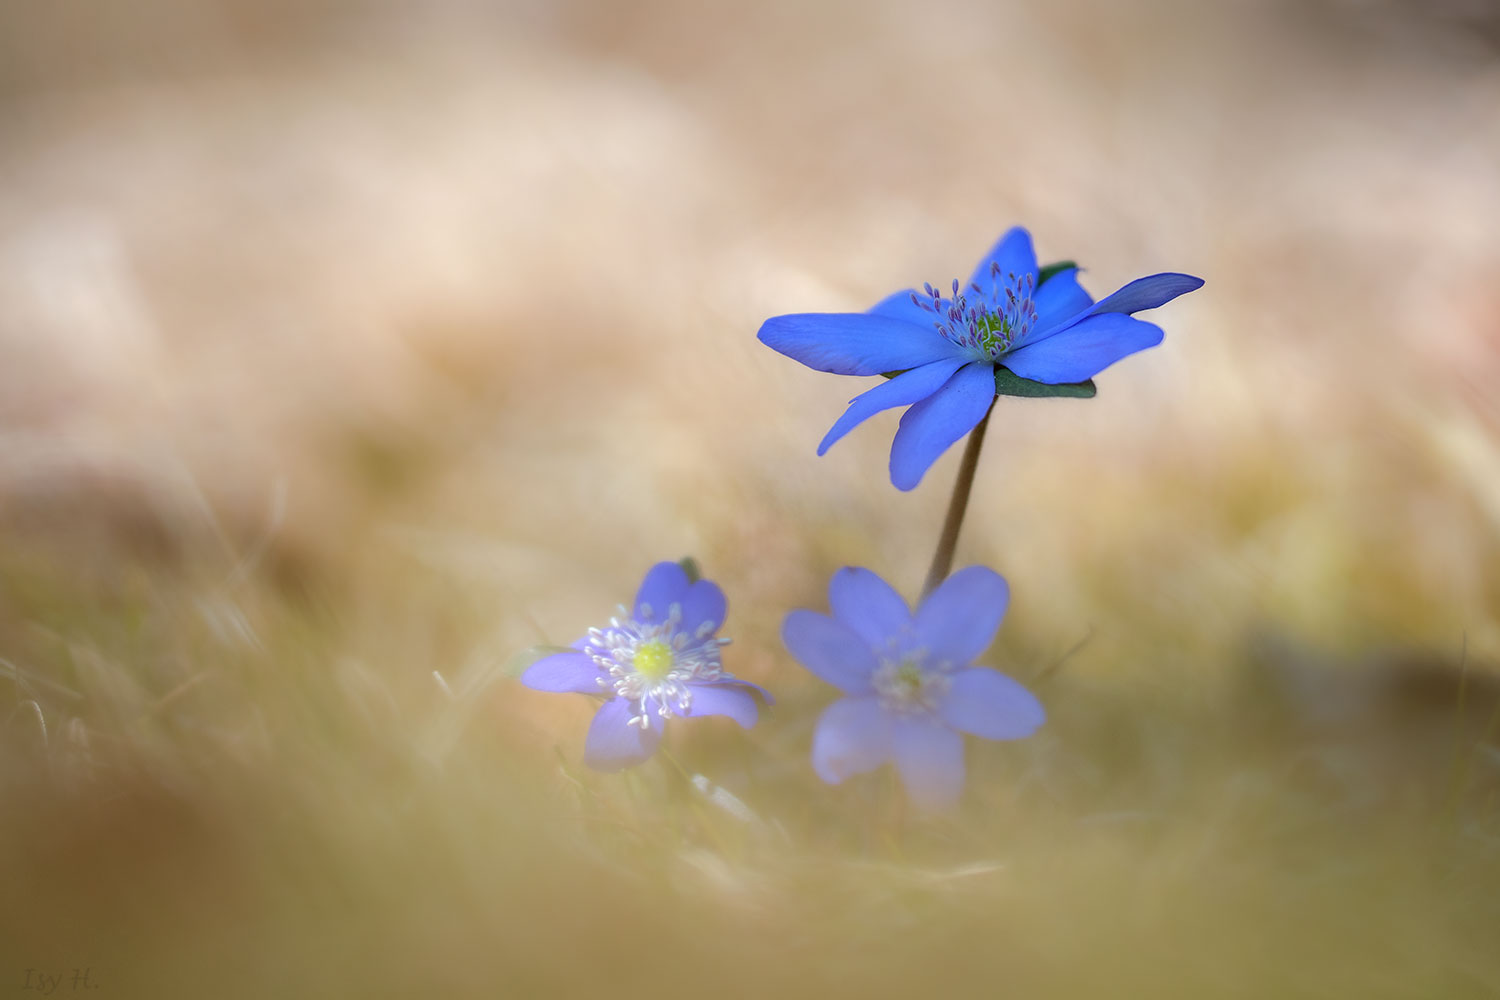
[2,0,1498,996]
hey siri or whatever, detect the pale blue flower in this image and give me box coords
[522,562,768,771]
[784,566,1043,809]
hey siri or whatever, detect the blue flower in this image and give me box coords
[783,566,1043,810]
[757,227,1204,490]
[521,561,768,771]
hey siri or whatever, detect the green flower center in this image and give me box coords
[976,312,1012,357]
[893,663,925,698]
[873,656,950,715]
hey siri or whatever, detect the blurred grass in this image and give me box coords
[2,0,1500,996]
[2,456,1498,998]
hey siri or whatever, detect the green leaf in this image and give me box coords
[1036,260,1077,288]
[994,366,1096,399]
[677,556,702,584]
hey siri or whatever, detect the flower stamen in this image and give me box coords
[910,268,1039,362]
[872,655,951,715]
[583,603,726,730]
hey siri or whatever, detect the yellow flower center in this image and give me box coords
[632,640,674,681]
[893,662,925,697]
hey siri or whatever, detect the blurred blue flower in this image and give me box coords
[783,566,1043,810]
[522,561,768,771]
[757,227,1203,489]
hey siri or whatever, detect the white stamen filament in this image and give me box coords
[583,603,727,729]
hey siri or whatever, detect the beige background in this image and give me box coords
[2,2,1498,996]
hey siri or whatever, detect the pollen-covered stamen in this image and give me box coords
[872,654,952,715]
[583,603,727,730]
[910,268,1039,362]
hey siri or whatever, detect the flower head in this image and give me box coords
[521,561,768,771]
[783,566,1043,810]
[757,227,1204,490]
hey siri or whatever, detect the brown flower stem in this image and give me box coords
[920,399,996,601]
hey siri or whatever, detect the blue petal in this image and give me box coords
[634,562,690,622]
[1030,267,1093,334]
[520,650,602,693]
[583,698,661,771]
[1087,272,1202,317]
[1000,313,1164,384]
[891,716,965,810]
[888,362,996,491]
[679,579,727,635]
[757,313,963,376]
[868,288,933,326]
[718,676,775,706]
[966,227,1038,300]
[816,358,968,456]
[828,567,911,650]
[811,696,892,784]
[937,668,1045,740]
[684,683,759,728]
[781,610,877,694]
[913,565,1010,667]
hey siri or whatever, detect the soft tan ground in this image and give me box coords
[2,1,1499,997]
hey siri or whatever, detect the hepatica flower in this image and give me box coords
[784,566,1043,810]
[757,227,1204,489]
[521,561,767,771]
